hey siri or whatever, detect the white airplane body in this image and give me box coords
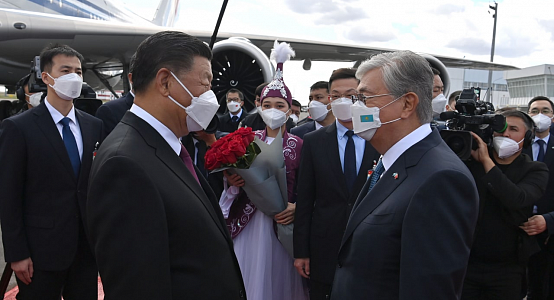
[0,0,517,111]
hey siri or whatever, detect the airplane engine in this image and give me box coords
[419,54,451,97]
[211,37,275,114]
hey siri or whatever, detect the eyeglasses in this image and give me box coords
[227,97,241,102]
[529,108,553,115]
[330,93,358,101]
[350,93,393,104]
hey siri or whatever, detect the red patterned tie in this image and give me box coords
[180,144,200,185]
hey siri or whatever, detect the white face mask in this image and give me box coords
[431,93,447,118]
[261,108,289,130]
[227,101,241,113]
[167,71,219,132]
[493,136,524,159]
[309,101,330,122]
[257,106,263,115]
[532,113,552,133]
[47,73,83,101]
[331,97,353,122]
[351,95,403,141]
[27,93,42,107]
[290,114,299,124]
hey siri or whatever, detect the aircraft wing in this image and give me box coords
[0,7,517,90]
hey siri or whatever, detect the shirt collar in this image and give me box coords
[335,119,351,139]
[45,97,77,125]
[315,121,324,130]
[230,109,243,119]
[129,104,182,156]
[534,134,550,144]
[382,123,432,171]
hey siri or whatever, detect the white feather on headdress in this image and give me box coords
[270,40,296,64]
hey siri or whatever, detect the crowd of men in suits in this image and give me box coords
[0,31,553,300]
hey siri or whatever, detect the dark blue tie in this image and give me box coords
[60,117,80,177]
[537,139,546,162]
[231,116,239,123]
[367,159,384,196]
[344,130,357,191]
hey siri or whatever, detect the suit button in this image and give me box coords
[239,290,244,298]
[337,262,342,268]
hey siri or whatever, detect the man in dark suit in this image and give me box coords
[86,31,245,299]
[330,50,479,299]
[294,70,380,300]
[218,88,247,134]
[0,44,103,300]
[291,81,334,139]
[95,88,134,136]
[522,96,554,300]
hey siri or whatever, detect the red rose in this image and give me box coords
[229,136,247,157]
[221,147,237,164]
[204,151,220,171]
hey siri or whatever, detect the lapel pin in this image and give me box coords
[392,172,399,179]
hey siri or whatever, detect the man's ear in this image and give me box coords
[400,92,419,119]
[156,68,172,97]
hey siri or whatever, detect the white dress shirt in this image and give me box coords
[45,98,83,159]
[336,120,366,174]
[382,123,432,172]
[130,104,182,156]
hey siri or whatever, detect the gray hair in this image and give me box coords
[355,50,433,124]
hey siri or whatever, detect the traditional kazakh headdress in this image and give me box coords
[260,40,296,106]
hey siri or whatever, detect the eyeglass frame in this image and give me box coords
[350,93,394,105]
[528,108,553,115]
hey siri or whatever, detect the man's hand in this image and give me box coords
[470,132,495,173]
[275,202,295,225]
[520,215,547,236]
[294,258,310,279]
[223,170,245,187]
[11,257,33,285]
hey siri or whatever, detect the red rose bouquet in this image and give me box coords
[204,127,261,171]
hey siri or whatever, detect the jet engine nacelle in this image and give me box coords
[211,37,275,114]
[419,53,451,97]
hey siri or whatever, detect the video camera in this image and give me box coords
[439,87,507,160]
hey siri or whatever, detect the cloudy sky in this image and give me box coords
[125,0,554,104]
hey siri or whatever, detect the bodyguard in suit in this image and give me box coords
[218,88,247,134]
[291,81,335,139]
[294,70,380,300]
[330,50,479,300]
[95,89,134,136]
[0,44,103,300]
[86,31,246,299]
[522,96,554,300]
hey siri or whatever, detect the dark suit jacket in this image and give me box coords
[331,130,479,300]
[95,92,134,137]
[294,123,380,284]
[290,121,316,139]
[181,134,224,199]
[0,102,103,271]
[87,112,245,300]
[218,110,247,133]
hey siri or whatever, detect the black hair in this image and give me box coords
[40,44,84,73]
[431,67,440,76]
[291,99,301,107]
[226,88,244,101]
[448,90,461,106]
[501,110,534,131]
[328,68,358,90]
[255,82,269,98]
[130,31,212,94]
[310,81,329,92]
[527,96,554,112]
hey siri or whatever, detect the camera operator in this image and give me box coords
[461,110,548,300]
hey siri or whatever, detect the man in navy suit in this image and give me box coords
[521,96,554,300]
[218,88,247,134]
[291,81,335,139]
[0,44,103,300]
[330,50,479,300]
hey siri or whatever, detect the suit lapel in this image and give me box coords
[350,142,376,201]
[123,113,230,239]
[33,103,75,180]
[543,137,554,166]
[326,123,349,199]
[76,110,93,181]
